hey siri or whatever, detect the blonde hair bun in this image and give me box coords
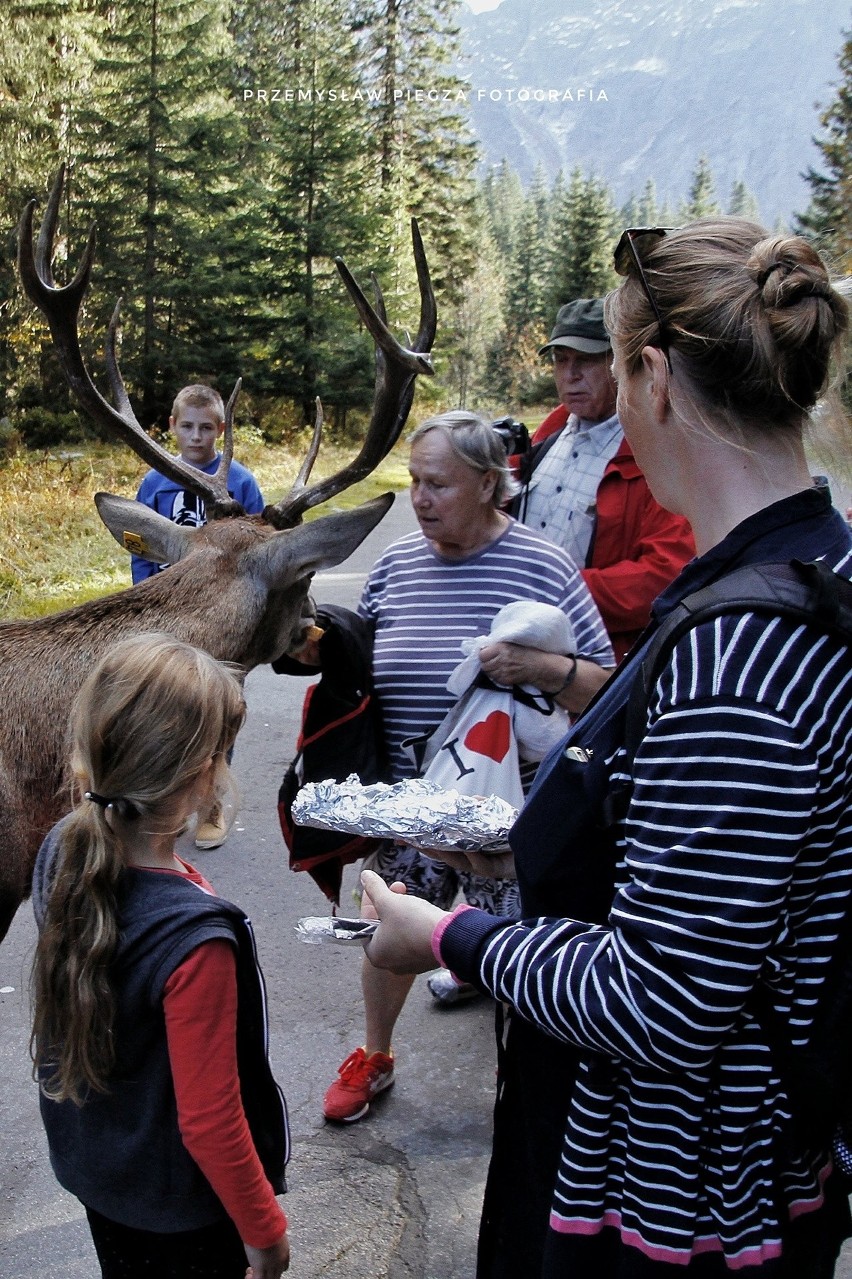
[605,217,849,430]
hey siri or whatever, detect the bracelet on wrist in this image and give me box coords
[554,654,578,695]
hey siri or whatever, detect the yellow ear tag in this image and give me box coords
[122,531,148,556]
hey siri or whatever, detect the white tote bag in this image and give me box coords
[411,683,526,813]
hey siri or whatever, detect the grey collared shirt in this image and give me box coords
[522,413,623,567]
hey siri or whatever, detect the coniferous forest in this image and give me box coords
[0,2,850,450]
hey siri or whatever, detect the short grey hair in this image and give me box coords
[408,410,520,507]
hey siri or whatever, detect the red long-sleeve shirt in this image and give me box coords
[156,865,288,1249]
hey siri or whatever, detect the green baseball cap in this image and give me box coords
[539,298,610,356]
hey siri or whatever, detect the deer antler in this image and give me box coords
[18,166,245,519]
[264,218,436,530]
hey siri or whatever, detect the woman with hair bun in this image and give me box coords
[360,221,852,1276]
[31,633,291,1279]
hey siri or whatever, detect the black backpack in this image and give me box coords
[614,559,852,1165]
[273,606,389,907]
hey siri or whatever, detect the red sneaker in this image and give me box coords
[323,1047,395,1123]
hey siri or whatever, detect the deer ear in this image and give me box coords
[94,492,196,565]
[254,492,394,582]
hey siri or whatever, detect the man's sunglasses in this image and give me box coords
[613,227,673,369]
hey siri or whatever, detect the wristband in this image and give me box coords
[554,654,578,695]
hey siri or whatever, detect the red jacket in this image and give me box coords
[531,406,696,662]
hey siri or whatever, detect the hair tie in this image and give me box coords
[85,791,140,820]
[85,790,113,808]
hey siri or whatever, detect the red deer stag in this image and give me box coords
[0,167,436,943]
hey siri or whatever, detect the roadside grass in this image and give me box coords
[5,404,847,622]
[0,432,411,620]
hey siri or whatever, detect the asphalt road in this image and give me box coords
[3,479,852,1279]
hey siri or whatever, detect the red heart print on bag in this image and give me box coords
[463,710,511,762]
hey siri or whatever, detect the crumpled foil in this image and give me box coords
[291,774,517,853]
[294,916,378,945]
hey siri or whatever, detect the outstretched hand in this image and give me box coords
[245,1229,290,1278]
[360,870,447,975]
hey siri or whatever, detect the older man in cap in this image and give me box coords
[512,298,695,661]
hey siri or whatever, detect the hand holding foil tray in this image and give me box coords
[290,774,517,853]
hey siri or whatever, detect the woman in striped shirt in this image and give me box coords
[322,411,614,1124]
[361,220,852,1277]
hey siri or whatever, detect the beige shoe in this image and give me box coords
[195,776,239,850]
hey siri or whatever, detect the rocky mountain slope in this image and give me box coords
[455,0,849,221]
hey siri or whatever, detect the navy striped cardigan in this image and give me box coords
[440,485,852,1270]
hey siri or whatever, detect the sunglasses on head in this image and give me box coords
[613,227,673,369]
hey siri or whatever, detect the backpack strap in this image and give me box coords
[508,430,562,522]
[606,560,852,825]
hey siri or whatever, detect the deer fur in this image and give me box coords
[0,492,392,942]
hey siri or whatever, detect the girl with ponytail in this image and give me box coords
[31,632,291,1279]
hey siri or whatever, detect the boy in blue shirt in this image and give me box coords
[132,383,264,850]
[131,383,264,582]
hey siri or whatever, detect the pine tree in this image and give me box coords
[727,179,760,221]
[71,0,250,425]
[797,28,852,272]
[504,166,552,334]
[445,222,505,408]
[657,196,678,227]
[620,179,658,233]
[547,169,619,312]
[549,168,566,229]
[0,1,96,418]
[0,2,95,212]
[680,155,720,221]
[481,160,525,267]
[479,160,539,406]
[619,194,642,231]
[360,0,480,310]
[234,0,382,424]
[638,178,659,227]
